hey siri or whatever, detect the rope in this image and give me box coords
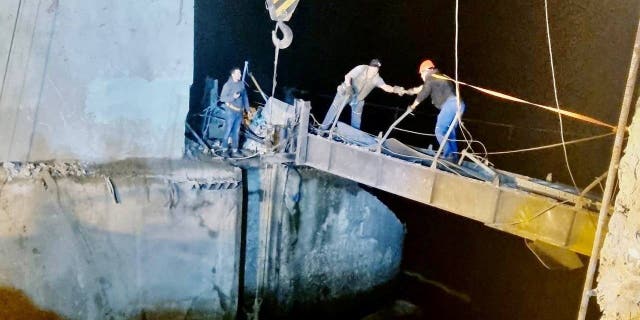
[462,118,587,136]
[544,0,578,191]
[393,126,487,151]
[460,121,489,158]
[431,73,617,130]
[431,0,463,167]
[476,132,615,155]
[448,1,486,160]
[394,127,435,137]
[309,113,322,127]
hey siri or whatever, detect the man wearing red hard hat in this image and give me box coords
[405,59,466,161]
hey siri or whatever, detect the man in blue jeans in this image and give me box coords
[220,67,249,157]
[406,59,466,161]
[320,59,405,131]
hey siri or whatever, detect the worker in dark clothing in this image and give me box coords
[406,59,466,160]
[320,59,405,131]
[220,67,250,157]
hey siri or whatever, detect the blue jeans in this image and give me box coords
[222,109,242,150]
[320,85,365,130]
[435,97,465,157]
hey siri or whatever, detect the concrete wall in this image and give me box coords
[0,0,193,162]
[0,159,242,319]
[0,160,405,319]
[597,98,640,319]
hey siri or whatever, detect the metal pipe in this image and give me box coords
[249,72,269,103]
[185,122,214,154]
[377,107,412,152]
[577,15,640,320]
[242,60,249,83]
[579,171,607,199]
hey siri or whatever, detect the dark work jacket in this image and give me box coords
[415,70,455,110]
[220,77,249,111]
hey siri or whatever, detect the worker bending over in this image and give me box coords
[320,59,405,131]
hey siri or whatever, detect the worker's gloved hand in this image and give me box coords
[338,83,353,95]
[404,87,419,96]
[393,86,405,96]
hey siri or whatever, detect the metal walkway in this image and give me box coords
[293,101,600,256]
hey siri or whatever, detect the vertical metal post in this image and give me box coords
[295,100,310,165]
[242,61,249,82]
[254,164,278,318]
[328,95,349,139]
[577,16,640,320]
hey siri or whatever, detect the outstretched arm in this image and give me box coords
[407,80,432,111]
[405,85,423,95]
[377,78,405,96]
[379,83,405,94]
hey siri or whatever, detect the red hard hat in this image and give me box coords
[419,59,435,73]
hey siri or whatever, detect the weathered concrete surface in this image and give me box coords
[597,98,640,319]
[0,159,241,320]
[0,0,193,162]
[244,165,404,318]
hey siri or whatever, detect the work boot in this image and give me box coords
[218,148,230,158]
[231,149,243,158]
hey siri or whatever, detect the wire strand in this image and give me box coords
[488,200,571,226]
[544,0,579,192]
[477,132,615,155]
[393,126,488,156]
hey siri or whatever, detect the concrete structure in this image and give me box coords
[244,165,404,317]
[0,160,405,319]
[597,98,640,319]
[0,0,193,162]
[0,159,243,319]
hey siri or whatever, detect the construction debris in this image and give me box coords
[1,161,88,181]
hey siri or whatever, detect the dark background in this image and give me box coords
[192,1,639,319]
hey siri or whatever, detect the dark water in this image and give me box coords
[374,189,601,320]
